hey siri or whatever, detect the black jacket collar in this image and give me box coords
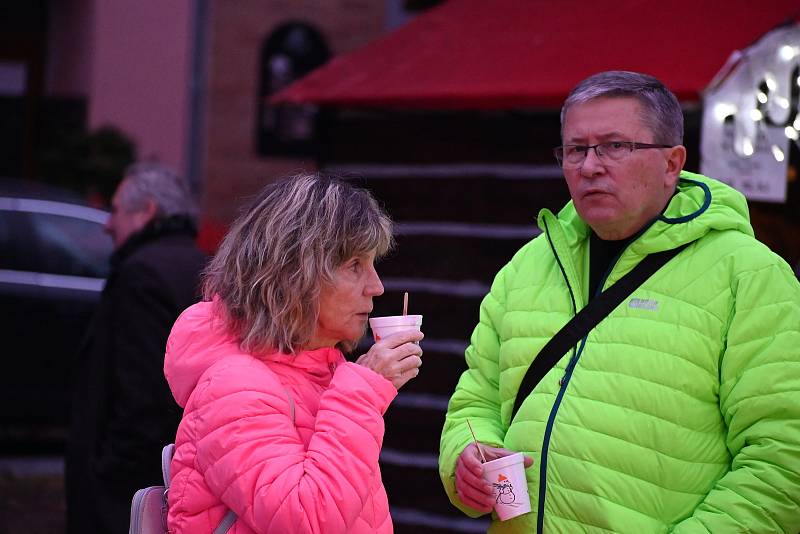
[111,214,197,268]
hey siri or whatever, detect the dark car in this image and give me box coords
[0,178,112,440]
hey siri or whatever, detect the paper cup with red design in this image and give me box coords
[482,452,531,521]
[368,315,423,342]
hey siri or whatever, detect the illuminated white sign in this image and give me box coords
[701,24,799,203]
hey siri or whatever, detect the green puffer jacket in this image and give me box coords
[439,172,800,533]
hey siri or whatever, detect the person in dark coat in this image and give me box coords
[65,162,208,534]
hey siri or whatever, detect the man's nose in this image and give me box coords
[579,146,605,177]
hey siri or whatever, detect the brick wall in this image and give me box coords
[201,0,387,231]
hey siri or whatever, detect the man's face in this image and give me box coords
[104,178,155,249]
[561,96,683,240]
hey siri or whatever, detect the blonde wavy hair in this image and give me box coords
[203,173,394,355]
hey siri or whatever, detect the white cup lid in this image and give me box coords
[482,452,525,471]
[368,314,423,328]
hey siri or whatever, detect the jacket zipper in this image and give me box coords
[536,220,625,534]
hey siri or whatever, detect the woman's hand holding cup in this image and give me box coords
[356,330,423,389]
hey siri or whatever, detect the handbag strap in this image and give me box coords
[213,510,237,534]
[510,242,691,422]
[161,443,175,488]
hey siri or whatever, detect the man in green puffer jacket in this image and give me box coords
[439,71,800,533]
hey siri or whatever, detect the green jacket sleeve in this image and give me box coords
[439,259,515,517]
[672,262,800,533]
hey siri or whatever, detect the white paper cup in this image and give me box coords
[482,452,531,521]
[368,314,423,342]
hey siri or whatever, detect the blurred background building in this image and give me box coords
[1,1,798,533]
[1,0,407,244]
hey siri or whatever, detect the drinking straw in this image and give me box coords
[466,418,487,463]
[402,291,409,316]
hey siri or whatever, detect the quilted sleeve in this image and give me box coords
[672,262,800,533]
[439,258,514,517]
[193,360,396,534]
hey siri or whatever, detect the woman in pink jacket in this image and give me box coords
[164,173,423,533]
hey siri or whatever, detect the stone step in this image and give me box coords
[384,403,447,453]
[372,289,480,341]
[345,171,569,225]
[351,338,468,398]
[380,233,530,282]
[381,460,489,531]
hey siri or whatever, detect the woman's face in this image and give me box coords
[310,250,385,350]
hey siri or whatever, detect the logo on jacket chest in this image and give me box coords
[628,298,659,311]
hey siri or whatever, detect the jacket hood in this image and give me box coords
[164,300,238,407]
[538,171,753,255]
[164,300,344,407]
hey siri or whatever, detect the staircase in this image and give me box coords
[335,163,570,533]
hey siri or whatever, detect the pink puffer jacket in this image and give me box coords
[164,301,396,533]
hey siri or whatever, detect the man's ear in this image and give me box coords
[665,144,687,187]
[142,197,158,223]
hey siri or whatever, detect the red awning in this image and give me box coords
[272,0,799,109]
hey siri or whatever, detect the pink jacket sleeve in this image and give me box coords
[192,359,396,533]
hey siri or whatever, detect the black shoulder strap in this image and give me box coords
[510,242,691,422]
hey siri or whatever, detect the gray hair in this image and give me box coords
[561,71,684,145]
[119,161,197,219]
[203,172,394,355]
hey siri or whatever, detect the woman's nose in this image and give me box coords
[366,268,384,297]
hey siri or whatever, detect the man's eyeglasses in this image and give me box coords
[553,141,673,167]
